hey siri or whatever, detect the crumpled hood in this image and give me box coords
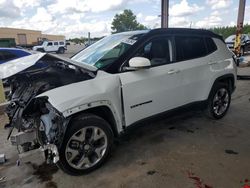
[37,71,122,118]
[0,53,97,79]
[0,53,45,79]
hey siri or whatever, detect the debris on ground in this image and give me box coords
[0,154,6,164]
[147,170,157,175]
[0,176,6,182]
[225,149,239,155]
[168,126,176,130]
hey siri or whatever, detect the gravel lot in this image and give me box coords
[0,47,250,188]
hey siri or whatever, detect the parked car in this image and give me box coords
[225,34,250,55]
[0,48,31,64]
[0,28,237,175]
[0,48,32,87]
[32,40,67,54]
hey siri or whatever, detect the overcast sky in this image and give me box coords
[0,0,249,39]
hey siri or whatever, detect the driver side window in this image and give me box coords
[134,37,173,67]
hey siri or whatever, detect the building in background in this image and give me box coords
[0,27,65,48]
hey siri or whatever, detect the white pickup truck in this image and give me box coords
[32,40,67,54]
[0,28,236,176]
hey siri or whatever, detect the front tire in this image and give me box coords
[57,114,114,175]
[37,48,44,52]
[205,83,231,119]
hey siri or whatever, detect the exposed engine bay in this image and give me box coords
[5,54,95,163]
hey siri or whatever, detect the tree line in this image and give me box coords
[210,24,250,39]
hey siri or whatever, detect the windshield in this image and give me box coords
[42,41,48,46]
[71,31,147,69]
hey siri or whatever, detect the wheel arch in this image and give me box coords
[209,74,235,99]
[58,46,65,50]
[37,48,44,52]
[67,105,119,138]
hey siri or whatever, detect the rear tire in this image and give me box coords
[205,83,231,119]
[58,47,65,54]
[57,114,114,176]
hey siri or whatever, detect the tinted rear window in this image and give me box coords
[205,37,217,54]
[175,36,207,61]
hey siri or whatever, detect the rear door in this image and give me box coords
[53,42,59,51]
[173,36,216,104]
[119,36,184,126]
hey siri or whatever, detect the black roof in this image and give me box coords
[148,28,223,40]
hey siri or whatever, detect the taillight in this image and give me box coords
[232,55,239,66]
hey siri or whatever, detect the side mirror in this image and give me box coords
[124,57,151,71]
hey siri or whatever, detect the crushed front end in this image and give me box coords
[2,53,95,164]
[8,97,67,163]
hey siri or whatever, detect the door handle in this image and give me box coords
[168,69,180,74]
[208,61,218,65]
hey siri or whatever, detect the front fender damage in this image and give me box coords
[10,97,69,164]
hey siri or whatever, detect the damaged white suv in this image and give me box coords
[0,28,236,175]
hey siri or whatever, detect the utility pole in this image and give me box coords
[161,0,169,28]
[234,0,246,57]
[88,32,91,46]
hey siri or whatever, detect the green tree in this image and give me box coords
[210,24,250,39]
[111,9,147,33]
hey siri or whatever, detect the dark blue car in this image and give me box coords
[0,48,31,64]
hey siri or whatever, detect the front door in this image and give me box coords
[46,42,54,52]
[119,36,184,126]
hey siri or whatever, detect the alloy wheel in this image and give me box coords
[212,88,229,116]
[65,126,108,170]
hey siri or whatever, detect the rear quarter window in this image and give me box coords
[205,37,217,54]
[175,36,207,61]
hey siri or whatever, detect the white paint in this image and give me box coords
[38,37,236,131]
[38,71,124,133]
[2,35,237,135]
[129,57,151,68]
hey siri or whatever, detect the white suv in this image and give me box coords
[32,40,67,54]
[0,28,236,175]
